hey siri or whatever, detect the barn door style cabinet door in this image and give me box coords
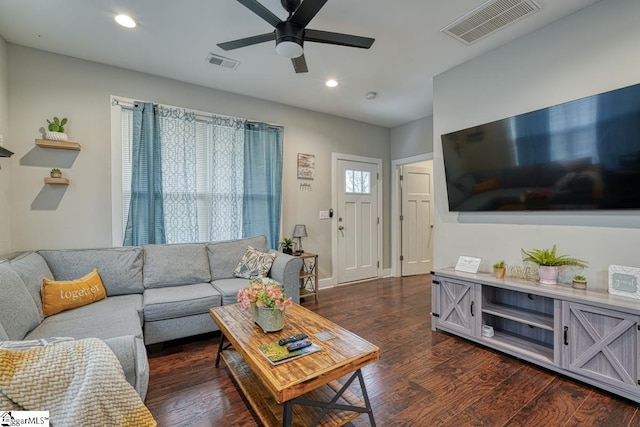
[431,276,479,337]
[561,301,640,395]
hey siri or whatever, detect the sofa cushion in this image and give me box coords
[211,278,253,306]
[143,283,222,321]
[206,235,269,280]
[0,323,9,341]
[10,251,53,320]
[233,246,276,279]
[42,269,107,316]
[38,247,144,296]
[26,294,143,341]
[143,244,211,289]
[0,262,41,340]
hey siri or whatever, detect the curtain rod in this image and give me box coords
[111,97,283,130]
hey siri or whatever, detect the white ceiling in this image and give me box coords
[0,0,601,128]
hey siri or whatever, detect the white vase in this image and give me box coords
[255,306,285,333]
[538,266,559,285]
[45,131,68,141]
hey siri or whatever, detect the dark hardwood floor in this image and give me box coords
[145,275,640,426]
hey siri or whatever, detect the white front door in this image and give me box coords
[401,165,433,275]
[336,159,379,283]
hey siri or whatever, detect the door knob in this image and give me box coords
[338,226,344,231]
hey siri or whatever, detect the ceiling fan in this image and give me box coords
[218,0,375,73]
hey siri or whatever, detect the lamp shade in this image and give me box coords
[292,224,307,238]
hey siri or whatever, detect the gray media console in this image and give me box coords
[431,268,640,403]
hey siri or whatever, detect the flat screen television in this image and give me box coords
[441,82,640,212]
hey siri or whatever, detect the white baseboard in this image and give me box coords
[317,269,391,290]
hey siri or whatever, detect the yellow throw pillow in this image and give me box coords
[42,269,107,316]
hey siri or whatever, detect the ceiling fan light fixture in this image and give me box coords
[115,14,138,29]
[276,40,303,58]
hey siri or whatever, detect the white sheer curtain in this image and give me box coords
[121,105,246,244]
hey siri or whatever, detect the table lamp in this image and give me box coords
[292,224,307,253]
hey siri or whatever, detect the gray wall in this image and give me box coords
[390,115,433,160]
[0,36,10,255]
[433,0,640,290]
[6,44,391,280]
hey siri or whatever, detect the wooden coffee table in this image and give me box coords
[209,303,380,426]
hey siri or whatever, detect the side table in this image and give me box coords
[295,252,318,302]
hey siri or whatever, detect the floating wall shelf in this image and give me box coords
[44,177,70,185]
[35,139,81,151]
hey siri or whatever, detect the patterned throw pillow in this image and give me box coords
[42,269,107,316]
[233,247,276,279]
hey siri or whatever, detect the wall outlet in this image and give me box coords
[0,134,4,145]
[319,210,330,219]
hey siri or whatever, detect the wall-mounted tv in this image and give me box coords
[441,82,640,212]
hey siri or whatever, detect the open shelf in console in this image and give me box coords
[482,303,553,330]
[482,329,554,364]
[481,285,555,363]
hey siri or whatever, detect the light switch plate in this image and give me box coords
[319,210,330,219]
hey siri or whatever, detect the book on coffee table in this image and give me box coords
[258,340,322,365]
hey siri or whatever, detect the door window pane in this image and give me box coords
[345,169,371,194]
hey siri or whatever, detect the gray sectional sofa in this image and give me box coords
[0,235,303,400]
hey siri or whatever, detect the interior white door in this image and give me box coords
[337,159,379,283]
[401,164,433,275]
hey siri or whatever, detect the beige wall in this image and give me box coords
[0,36,10,254]
[433,0,640,290]
[7,44,391,280]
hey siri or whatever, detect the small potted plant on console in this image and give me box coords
[572,274,587,290]
[493,261,506,279]
[521,244,588,285]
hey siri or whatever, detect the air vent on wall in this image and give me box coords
[442,0,541,45]
[206,53,240,70]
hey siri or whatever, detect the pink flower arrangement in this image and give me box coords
[237,279,293,312]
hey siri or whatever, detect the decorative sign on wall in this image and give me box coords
[297,153,315,180]
[608,265,640,299]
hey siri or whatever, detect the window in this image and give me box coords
[118,101,282,246]
[345,169,371,194]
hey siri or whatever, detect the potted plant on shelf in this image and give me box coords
[50,168,62,178]
[521,244,587,285]
[493,261,506,279]
[572,274,588,290]
[280,237,294,255]
[45,116,68,141]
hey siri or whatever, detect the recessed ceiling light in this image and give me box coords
[365,91,377,100]
[325,79,338,88]
[115,14,138,29]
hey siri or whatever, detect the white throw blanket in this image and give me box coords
[0,337,156,426]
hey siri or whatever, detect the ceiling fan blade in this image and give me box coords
[290,0,328,28]
[217,32,274,51]
[305,29,374,49]
[236,0,282,27]
[292,55,308,73]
